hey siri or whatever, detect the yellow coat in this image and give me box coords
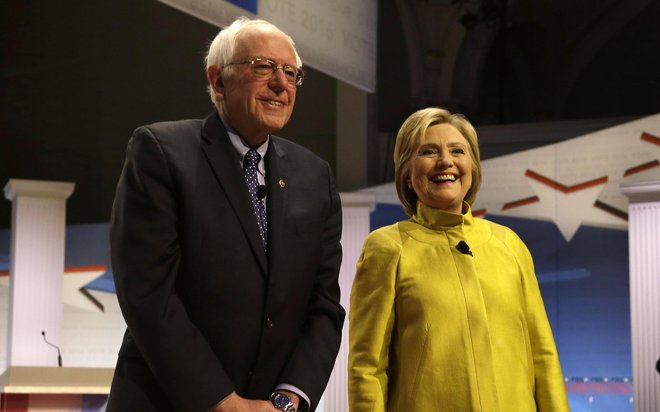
[348,203,570,412]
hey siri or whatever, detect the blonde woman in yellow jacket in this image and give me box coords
[348,107,570,412]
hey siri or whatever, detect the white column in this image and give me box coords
[321,192,375,412]
[3,179,75,367]
[621,180,660,412]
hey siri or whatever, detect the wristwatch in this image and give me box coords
[270,392,296,412]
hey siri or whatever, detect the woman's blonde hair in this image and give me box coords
[393,107,482,216]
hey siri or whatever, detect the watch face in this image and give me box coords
[271,393,294,411]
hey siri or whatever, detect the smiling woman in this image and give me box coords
[348,107,570,412]
[408,123,473,214]
[392,108,482,216]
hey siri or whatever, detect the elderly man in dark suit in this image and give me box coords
[106,17,344,412]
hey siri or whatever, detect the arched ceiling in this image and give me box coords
[378,0,660,128]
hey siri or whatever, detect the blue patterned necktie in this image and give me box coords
[243,149,267,249]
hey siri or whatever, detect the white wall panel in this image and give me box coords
[321,192,375,412]
[3,179,74,367]
[621,180,660,412]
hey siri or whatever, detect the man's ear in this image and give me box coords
[207,65,224,98]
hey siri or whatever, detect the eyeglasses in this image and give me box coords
[223,58,305,86]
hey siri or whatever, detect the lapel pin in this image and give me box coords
[279,179,286,188]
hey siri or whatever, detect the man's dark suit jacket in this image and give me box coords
[106,111,345,412]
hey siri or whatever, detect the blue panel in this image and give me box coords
[63,223,116,293]
[226,0,258,15]
[82,394,109,412]
[0,253,8,271]
[370,202,407,231]
[0,223,116,292]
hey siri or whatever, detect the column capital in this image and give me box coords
[620,179,660,204]
[4,179,75,202]
[339,192,377,209]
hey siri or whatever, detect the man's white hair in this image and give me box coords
[204,16,303,106]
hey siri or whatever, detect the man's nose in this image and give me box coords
[268,68,289,89]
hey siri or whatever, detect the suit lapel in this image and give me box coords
[265,137,290,271]
[200,112,267,275]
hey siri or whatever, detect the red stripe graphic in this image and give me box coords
[624,159,659,177]
[502,195,540,211]
[594,201,628,221]
[641,131,660,145]
[525,170,608,193]
[0,393,29,411]
[473,208,487,217]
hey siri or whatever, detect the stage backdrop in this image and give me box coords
[1,114,659,411]
[156,0,377,92]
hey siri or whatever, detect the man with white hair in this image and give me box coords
[107,17,344,412]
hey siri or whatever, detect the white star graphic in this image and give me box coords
[519,175,608,241]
